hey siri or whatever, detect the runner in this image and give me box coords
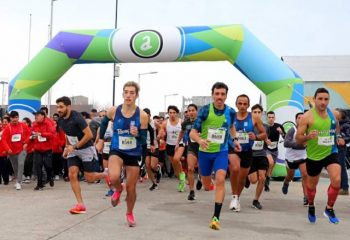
[96,81,148,227]
[162,105,186,192]
[56,96,108,214]
[282,112,308,206]
[190,82,240,230]
[264,111,286,192]
[296,88,344,224]
[247,104,269,210]
[177,104,199,200]
[143,108,161,191]
[1,111,31,190]
[31,110,55,190]
[229,95,266,212]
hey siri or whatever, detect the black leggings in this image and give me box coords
[52,153,63,176]
[0,156,10,184]
[34,151,53,187]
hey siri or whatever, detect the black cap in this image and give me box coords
[34,110,46,116]
[9,111,19,118]
[143,108,151,115]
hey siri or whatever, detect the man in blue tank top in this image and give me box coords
[96,81,148,227]
[228,94,266,212]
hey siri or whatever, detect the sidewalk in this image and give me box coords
[0,177,349,240]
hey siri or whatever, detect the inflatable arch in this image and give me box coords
[8,25,305,177]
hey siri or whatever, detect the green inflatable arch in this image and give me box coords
[8,24,305,178]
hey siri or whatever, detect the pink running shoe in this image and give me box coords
[69,203,86,214]
[126,212,136,227]
[111,190,122,207]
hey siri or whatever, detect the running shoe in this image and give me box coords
[187,190,196,201]
[178,172,186,192]
[196,178,202,191]
[126,212,136,227]
[105,189,114,197]
[252,200,262,210]
[15,182,21,190]
[34,185,44,191]
[178,181,185,192]
[149,183,158,191]
[49,178,54,187]
[282,182,289,195]
[111,190,122,207]
[303,197,309,207]
[338,189,349,195]
[209,182,215,191]
[209,216,220,230]
[69,203,86,214]
[324,207,339,224]
[308,205,316,223]
[229,195,240,212]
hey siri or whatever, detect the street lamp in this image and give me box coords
[0,80,9,108]
[112,0,119,106]
[137,71,158,106]
[164,93,179,112]
[47,0,58,116]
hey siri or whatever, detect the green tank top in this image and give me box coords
[306,108,337,161]
[200,103,228,153]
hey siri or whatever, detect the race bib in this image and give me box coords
[207,128,226,144]
[103,142,111,154]
[170,132,179,140]
[268,141,278,149]
[236,132,249,144]
[67,135,79,145]
[38,135,47,142]
[318,136,334,146]
[11,134,21,142]
[119,136,137,150]
[252,141,264,151]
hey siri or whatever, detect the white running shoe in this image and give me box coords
[55,175,60,181]
[229,195,240,212]
[15,182,22,190]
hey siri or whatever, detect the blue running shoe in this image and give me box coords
[105,189,114,197]
[282,182,289,195]
[324,207,339,224]
[308,206,316,223]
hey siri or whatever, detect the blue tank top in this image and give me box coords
[110,105,142,156]
[234,112,254,151]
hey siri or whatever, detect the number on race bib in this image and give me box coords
[38,136,47,142]
[119,136,137,150]
[207,128,226,144]
[236,132,249,144]
[267,141,278,149]
[252,141,264,150]
[11,134,21,142]
[318,136,334,146]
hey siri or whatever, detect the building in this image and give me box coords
[282,55,350,110]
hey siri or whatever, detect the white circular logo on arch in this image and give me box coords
[111,27,182,62]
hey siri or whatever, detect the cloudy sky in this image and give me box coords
[1,0,349,114]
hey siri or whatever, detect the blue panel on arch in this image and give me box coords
[181,26,212,35]
[235,28,295,83]
[183,35,213,56]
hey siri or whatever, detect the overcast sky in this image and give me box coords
[1,0,349,114]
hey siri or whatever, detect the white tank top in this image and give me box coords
[285,127,307,161]
[166,119,182,145]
